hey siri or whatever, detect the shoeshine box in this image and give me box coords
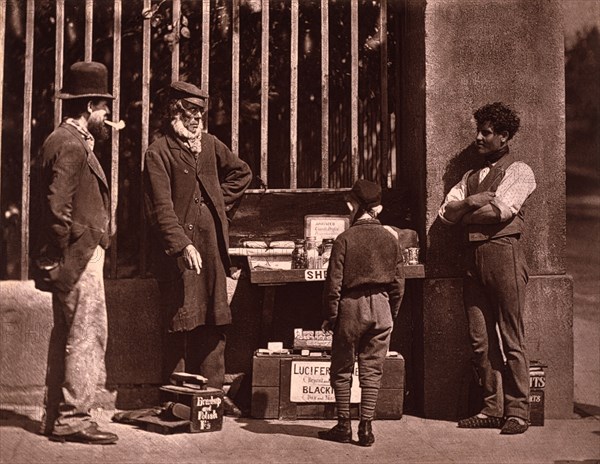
[160,385,224,433]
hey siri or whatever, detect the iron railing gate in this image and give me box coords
[0,0,405,280]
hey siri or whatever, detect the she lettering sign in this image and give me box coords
[304,269,327,281]
[289,361,360,403]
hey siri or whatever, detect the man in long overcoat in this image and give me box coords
[144,82,252,396]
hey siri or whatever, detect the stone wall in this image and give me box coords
[420,0,572,419]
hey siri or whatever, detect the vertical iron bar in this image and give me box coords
[231,0,240,154]
[393,1,401,188]
[321,0,329,188]
[380,0,390,188]
[0,0,5,202]
[260,0,269,184]
[85,0,93,61]
[54,0,65,128]
[20,0,35,280]
[351,0,359,182]
[172,0,180,82]
[140,0,152,276]
[201,0,210,130]
[290,0,298,188]
[110,0,122,278]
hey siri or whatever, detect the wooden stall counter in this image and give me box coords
[228,188,424,346]
[239,255,425,346]
[246,258,425,285]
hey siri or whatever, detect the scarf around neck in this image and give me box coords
[484,144,509,165]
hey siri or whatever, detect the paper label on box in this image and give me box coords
[289,361,360,403]
[304,215,349,244]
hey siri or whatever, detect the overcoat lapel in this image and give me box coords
[62,124,108,188]
[167,134,196,169]
[195,136,212,176]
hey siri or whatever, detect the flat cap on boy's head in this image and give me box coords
[170,81,208,108]
[347,179,382,210]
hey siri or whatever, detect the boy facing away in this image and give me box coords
[320,179,406,447]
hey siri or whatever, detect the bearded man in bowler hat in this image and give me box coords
[144,81,251,412]
[35,61,118,444]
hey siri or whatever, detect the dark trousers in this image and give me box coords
[463,235,529,420]
[330,288,393,418]
[163,325,226,389]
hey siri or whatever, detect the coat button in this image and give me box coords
[184,168,189,174]
[194,197,200,203]
[187,224,194,230]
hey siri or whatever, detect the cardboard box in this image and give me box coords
[529,362,546,426]
[251,353,405,420]
[293,328,333,351]
[160,386,224,433]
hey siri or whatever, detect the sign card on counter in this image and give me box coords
[304,215,349,244]
[289,361,360,403]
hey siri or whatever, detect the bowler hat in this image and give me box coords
[170,81,208,108]
[346,179,382,210]
[57,61,114,100]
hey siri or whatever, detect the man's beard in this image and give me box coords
[88,116,110,141]
[172,115,202,153]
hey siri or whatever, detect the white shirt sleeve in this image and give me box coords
[438,170,471,225]
[491,162,537,221]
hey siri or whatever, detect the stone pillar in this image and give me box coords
[421,0,572,419]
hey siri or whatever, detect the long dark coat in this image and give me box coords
[35,123,110,293]
[144,132,252,331]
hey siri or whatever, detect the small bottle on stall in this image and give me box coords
[320,238,334,268]
[305,236,319,269]
[291,239,307,269]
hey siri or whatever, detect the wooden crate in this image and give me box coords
[251,353,405,420]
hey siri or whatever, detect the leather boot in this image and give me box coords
[358,420,375,447]
[318,418,352,443]
[50,423,118,445]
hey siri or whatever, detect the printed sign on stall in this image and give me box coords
[290,361,360,403]
[304,269,327,281]
[304,215,349,244]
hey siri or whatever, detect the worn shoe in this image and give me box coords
[50,424,118,445]
[318,419,352,443]
[223,396,243,417]
[358,420,375,447]
[500,417,529,435]
[458,414,504,429]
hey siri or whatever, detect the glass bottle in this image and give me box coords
[291,239,307,269]
[320,238,334,268]
[305,236,319,269]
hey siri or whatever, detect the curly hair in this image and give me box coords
[474,102,521,140]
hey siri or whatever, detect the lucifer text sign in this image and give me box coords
[290,361,360,403]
